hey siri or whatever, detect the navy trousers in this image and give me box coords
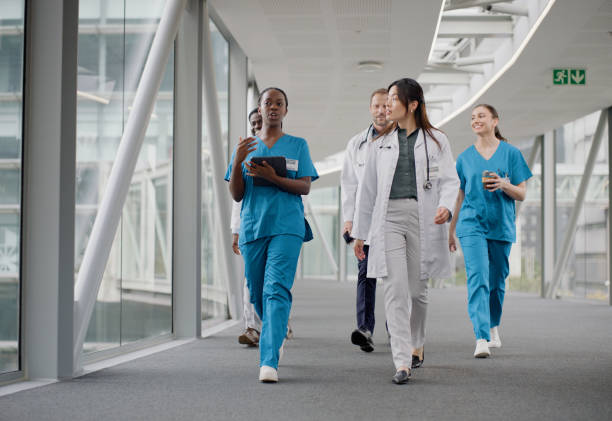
[356,245,377,333]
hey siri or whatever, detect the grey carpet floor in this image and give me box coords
[2,279,612,421]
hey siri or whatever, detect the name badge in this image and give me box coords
[286,158,299,171]
[428,166,439,180]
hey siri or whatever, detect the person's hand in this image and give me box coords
[354,239,365,261]
[484,172,507,192]
[234,136,258,164]
[232,233,240,255]
[449,231,457,252]
[245,160,277,182]
[343,221,353,234]
[434,207,450,224]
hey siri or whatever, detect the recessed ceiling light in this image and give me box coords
[357,61,383,72]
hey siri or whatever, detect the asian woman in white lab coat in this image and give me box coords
[352,78,459,384]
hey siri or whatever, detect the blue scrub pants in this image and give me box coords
[356,245,376,334]
[459,235,512,340]
[240,234,302,369]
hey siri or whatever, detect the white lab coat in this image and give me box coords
[352,127,460,279]
[230,200,241,234]
[340,125,375,223]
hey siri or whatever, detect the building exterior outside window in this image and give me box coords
[302,187,340,279]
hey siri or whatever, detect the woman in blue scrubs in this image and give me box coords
[449,104,532,358]
[226,87,318,383]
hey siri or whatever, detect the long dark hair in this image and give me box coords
[473,103,507,142]
[376,78,440,148]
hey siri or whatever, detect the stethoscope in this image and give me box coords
[380,127,432,191]
[357,124,374,151]
[355,124,374,167]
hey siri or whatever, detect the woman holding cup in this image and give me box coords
[449,104,532,358]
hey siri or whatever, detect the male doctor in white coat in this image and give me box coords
[341,88,389,352]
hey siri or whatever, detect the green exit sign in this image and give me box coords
[553,69,586,85]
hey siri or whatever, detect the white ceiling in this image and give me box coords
[212,0,612,166]
[210,0,444,161]
[439,0,612,155]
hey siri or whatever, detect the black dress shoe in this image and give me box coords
[360,336,374,353]
[351,329,375,352]
[392,369,411,384]
[351,329,369,345]
[411,350,424,369]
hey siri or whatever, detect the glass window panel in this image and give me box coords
[0,0,24,375]
[303,187,339,279]
[201,18,230,321]
[0,169,21,205]
[508,140,542,294]
[555,111,609,301]
[77,0,173,355]
[120,9,173,346]
[209,19,229,158]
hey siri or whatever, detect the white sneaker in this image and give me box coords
[259,365,278,383]
[488,326,502,348]
[474,339,491,358]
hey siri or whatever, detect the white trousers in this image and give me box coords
[383,198,429,369]
[243,280,261,331]
[243,279,292,333]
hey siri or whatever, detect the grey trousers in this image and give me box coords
[383,198,429,369]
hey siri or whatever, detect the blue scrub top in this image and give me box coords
[456,141,532,242]
[225,134,319,245]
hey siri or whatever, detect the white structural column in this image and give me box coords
[547,110,607,299]
[541,131,556,298]
[22,0,78,379]
[173,0,202,338]
[202,1,241,318]
[304,198,339,275]
[73,0,187,370]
